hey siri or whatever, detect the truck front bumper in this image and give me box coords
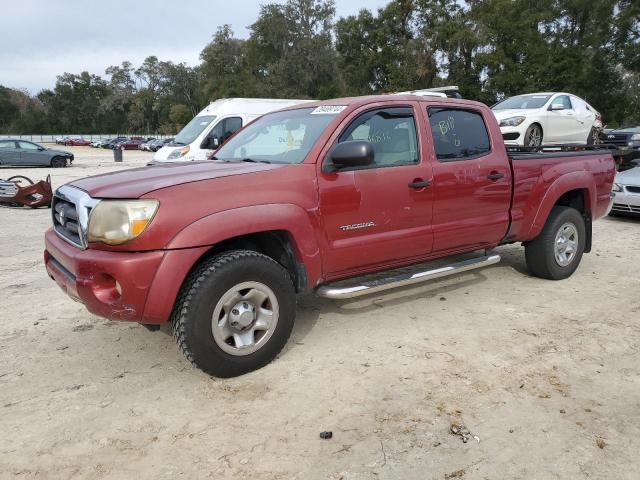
[44,228,165,322]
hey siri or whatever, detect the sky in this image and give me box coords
[0,0,389,95]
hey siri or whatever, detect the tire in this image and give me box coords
[524,124,543,147]
[587,127,600,145]
[525,206,586,280]
[50,157,66,168]
[171,250,296,377]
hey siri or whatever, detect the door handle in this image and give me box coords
[487,171,504,181]
[408,180,432,189]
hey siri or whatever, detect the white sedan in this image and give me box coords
[492,92,602,147]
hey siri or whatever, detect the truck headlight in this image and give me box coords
[499,116,526,127]
[167,145,190,159]
[87,200,159,245]
[630,134,640,141]
[612,183,622,192]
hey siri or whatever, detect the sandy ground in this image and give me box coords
[1,145,639,479]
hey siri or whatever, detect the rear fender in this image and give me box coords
[525,172,595,240]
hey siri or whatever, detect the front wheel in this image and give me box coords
[524,124,543,147]
[50,157,66,168]
[171,250,296,377]
[525,206,586,280]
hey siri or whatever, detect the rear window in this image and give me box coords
[428,108,491,161]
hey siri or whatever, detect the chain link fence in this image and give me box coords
[0,134,174,143]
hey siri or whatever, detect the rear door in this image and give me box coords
[0,140,21,165]
[426,106,512,252]
[318,103,434,275]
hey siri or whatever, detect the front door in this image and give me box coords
[17,141,44,165]
[318,105,434,276]
[546,95,581,143]
[426,106,512,253]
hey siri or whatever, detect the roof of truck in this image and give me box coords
[278,94,485,112]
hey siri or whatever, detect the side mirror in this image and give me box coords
[202,136,219,149]
[324,140,374,172]
[38,147,45,151]
[549,104,565,111]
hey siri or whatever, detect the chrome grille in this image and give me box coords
[51,186,99,249]
[603,133,630,147]
[611,203,640,214]
[0,181,18,198]
[52,197,82,246]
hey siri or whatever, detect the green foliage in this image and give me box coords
[0,0,638,133]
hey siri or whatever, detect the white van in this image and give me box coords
[151,98,312,164]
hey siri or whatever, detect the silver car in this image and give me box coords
[0,139,74,167]
[612,166,640,216]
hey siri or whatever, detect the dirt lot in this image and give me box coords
[1,146,639,479]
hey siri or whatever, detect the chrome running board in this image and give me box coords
[316,252,501,300]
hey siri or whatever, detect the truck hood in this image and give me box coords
[69,161,283,198]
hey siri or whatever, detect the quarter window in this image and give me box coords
[428,108,491,161]
[338,107,419,168]
[0,141,15,149]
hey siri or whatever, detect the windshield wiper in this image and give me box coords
[240,158,271,164]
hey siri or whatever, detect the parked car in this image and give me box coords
[151,98,312,164]
[44,94,616,377]
[0,139,73,167]
[492,92,602,146]
[601,126,640,149]
[139,139,157,151]
[116,139,144,150]
[102,137,129,149]
[55,136,69,145]
[64,137,92,147]
[611,166,640,216]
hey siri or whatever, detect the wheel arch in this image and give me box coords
[526,176,595,251]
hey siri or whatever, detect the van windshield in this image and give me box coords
[214,107,340,164]
[173,115,216,145]
[493,95,551,110]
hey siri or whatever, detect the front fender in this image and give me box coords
[525,171,595,240]
[167,203,323,285]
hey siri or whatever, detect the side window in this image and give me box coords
[551,95,572,110]
[338,107,419,167]
[0,141,15,149]
[18,141,39,150]
[205,117,243,147]
[428,108,491,162]
[222,117,242,142]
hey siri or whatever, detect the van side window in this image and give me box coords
[204,117,243,148]
[428,108,491,162]
[337,107,419,168]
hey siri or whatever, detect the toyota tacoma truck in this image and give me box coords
[44,95,616,377]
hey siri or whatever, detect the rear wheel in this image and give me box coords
[525,124,543,147]
[171,250,296,377]
[50,157,66,168]
[525,206,586,280]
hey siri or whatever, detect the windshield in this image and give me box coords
[173,115,216,145]
[493,95,551,110]
[214,107,340,164]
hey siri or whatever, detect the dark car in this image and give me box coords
[146,138,173,152]
[0,139,73,167]
[601,126,640,169]
[102,137,129,149]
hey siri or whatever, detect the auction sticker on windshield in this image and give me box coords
[311,105,347,115]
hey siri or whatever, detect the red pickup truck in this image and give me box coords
[44,95,616,377]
